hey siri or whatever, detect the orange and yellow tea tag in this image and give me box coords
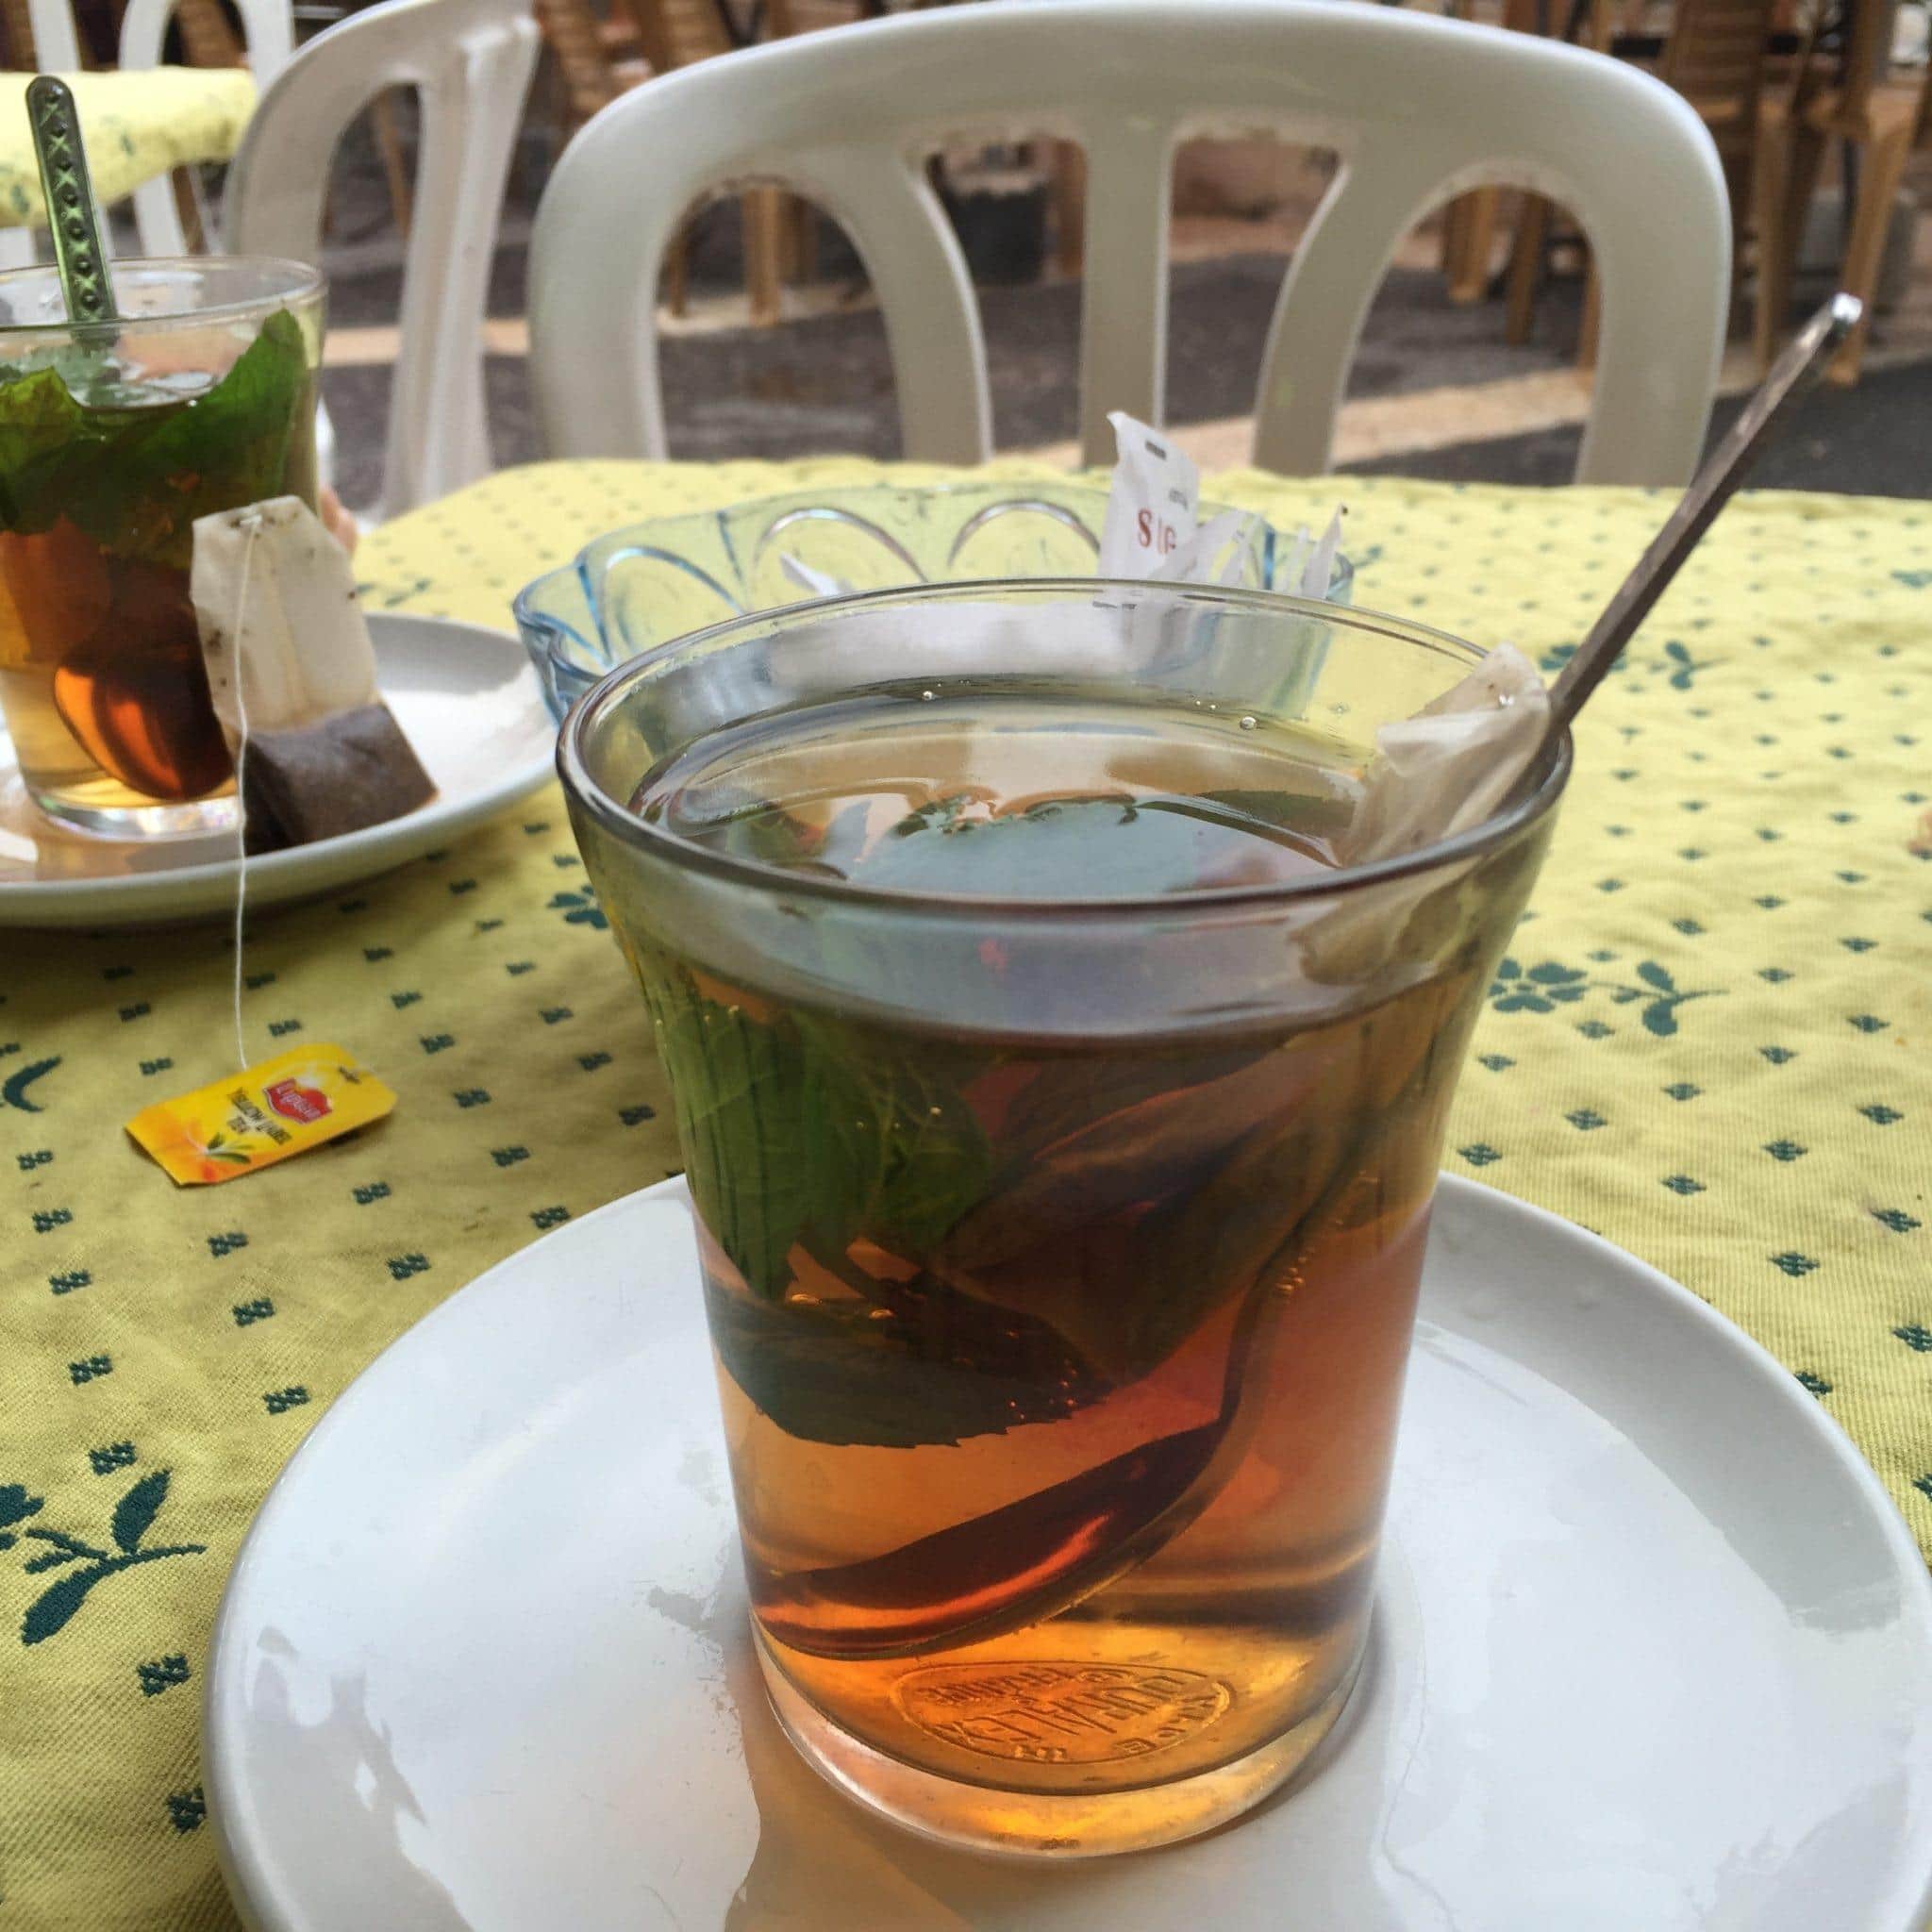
[126,1043,395,1185]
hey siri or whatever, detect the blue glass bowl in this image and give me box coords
[514,480,1354,723]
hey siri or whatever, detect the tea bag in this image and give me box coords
[1338,641,1550,865]
[1300,641,1552,986]
[192,497,434,853]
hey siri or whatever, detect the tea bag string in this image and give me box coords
[227,509,264,1073]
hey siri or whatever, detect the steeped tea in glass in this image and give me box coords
[562,582,1567,1856]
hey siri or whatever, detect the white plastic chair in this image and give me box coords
[117,0,296,258]
[23,0,81,69]
[223,0,541,520]
[528,0,1731,486]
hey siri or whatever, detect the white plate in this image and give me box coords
[205,1176,1932,1932]
[0,614,552,927]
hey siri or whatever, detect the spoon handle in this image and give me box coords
[1549,292,1861,730]
[26,75,118,328]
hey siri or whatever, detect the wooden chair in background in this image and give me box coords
[535,0,650,138]
[1440,0,1583,305]
[1658,0,1777,258]
[1504,0,1774,360]
[1756,0,1932,381]
[628,0,833,321]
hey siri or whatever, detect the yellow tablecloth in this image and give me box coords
[1,458,1927,1928]
[0,69,257,229]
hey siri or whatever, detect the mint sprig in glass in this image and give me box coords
[561,579,1569,1857]
[0,257,322,838]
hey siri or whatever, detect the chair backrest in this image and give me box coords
[224,0,541,521]
[119,0,296,258]
[22,0,80,69]
[119,0,292,81]
[528,0,1730,486]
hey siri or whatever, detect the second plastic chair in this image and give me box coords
[224,0,541,521]
[528,0,1731,486]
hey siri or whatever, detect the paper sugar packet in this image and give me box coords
[192,497,434,853]
[1094,414,1548,852]
[1100,411,1253,586]
[1099,412,1343,594]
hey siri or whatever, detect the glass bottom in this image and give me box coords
[27,782,238,841]
[755,1624,1367,1858]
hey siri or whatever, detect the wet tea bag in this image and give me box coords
[1096,411,1544,866]
[1339,641,1550,864]
[1302,641,1552,984]
[192,496,434,853]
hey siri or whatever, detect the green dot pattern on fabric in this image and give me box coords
[2,459,1929,1929]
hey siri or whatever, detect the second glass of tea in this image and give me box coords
[0,257,324,838]
[560,580,1569,1856]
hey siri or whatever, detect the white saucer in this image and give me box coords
[0,614,553,927]
[204,1176,1932,1932]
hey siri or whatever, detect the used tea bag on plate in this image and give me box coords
[192,496,434,852]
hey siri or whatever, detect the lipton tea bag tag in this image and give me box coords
[192,496,433,853]
[127,1043,397,1186]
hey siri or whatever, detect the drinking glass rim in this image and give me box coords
[558,575,1574,920]
[0,255,325,337]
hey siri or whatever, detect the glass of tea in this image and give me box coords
[0,257,324,837]
[560,580,1570,1857]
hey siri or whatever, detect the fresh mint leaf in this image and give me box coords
[794,1010,993,1257]
[0,367,87,528]
[1189,788,1356,838]
[645,969,993,1304]
[650,983,823,1299]
[0,308,310,564]
[99,309,309,567]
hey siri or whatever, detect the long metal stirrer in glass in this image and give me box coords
[1547,292,1863,730]
[25,75,118,329]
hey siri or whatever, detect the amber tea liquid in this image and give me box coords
[627,684,1499,1850]
[0,310,317,834]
